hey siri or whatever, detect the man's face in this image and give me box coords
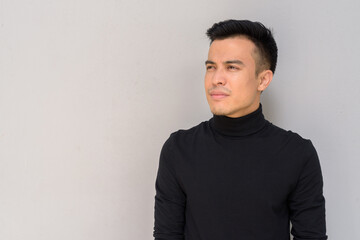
[205,36,265,118]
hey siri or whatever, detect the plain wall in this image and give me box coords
[1,0,359,239]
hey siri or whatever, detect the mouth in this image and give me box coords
[209,90,230,100]
[210,93,229,100]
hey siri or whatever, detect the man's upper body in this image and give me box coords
[153,20,327,240]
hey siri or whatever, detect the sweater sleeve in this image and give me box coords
[288,140,327,240]
[153,137,186,240]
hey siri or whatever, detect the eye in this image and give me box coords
[206,65,215,70]
[227,65,239,70]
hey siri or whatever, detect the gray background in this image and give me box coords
[1,0,359,239]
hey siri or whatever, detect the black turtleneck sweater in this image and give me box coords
[153,105,327,240]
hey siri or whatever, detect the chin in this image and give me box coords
[210,107,231,116]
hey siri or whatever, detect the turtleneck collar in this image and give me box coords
[210,104,267,137]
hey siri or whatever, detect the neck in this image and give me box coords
[210,104,267,137]
[225,101,261,118]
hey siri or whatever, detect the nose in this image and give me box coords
[212,68,226,86]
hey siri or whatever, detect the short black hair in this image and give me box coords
[206,19,278,75]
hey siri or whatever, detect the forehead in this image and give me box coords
[208,36,256,63]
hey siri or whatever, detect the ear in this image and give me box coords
[257,70,273,92]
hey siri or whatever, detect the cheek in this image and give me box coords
[231,77,257,100]
[204,75,213,92]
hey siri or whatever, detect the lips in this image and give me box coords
[209,90,229,100]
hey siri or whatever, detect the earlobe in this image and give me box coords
[258,70,273,92]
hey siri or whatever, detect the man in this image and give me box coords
[153,19,327,240]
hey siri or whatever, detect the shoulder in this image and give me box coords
[266,121,317,156]
[161,120,210,152]
[263,122,320,179]
[266,121,310,143]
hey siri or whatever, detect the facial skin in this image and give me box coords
[205,36,273,118]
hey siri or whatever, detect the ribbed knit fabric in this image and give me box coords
[154,104,327,240]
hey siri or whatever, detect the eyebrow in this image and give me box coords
[225,60,245,66]
[205,60,245,66]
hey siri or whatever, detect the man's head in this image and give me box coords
[206,19,278,75]
[204,19,278,118]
